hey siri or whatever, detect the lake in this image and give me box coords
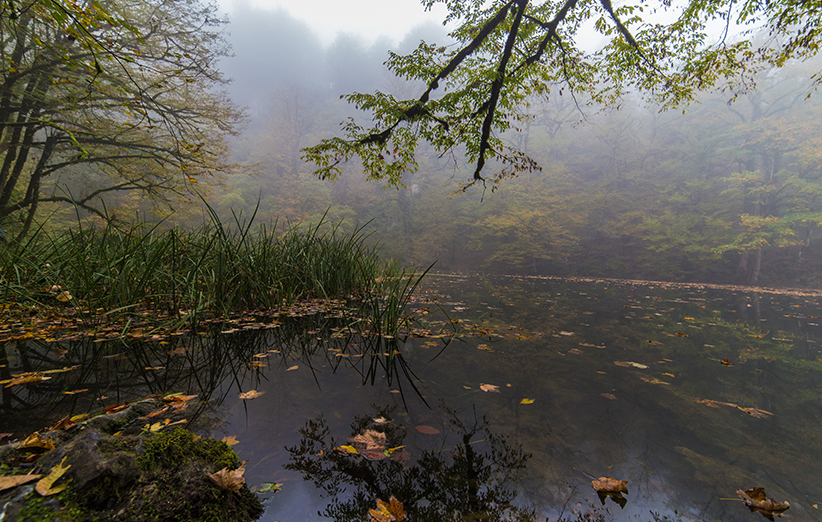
[2,273,821,521]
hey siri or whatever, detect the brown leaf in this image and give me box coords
[238,390,264,400]
[47,416,76,432]
[0,474,42,493]
[737,487,790,520]
[370,495,406,522]
[2,372,51,388]
[600,393,617,400]
[102,402,130,415]
[361,450,389,461]
[349,429,387,451]
[415,425,440,435]
[721,358,734,366]
[162,394,197,403]
[207,461,247,492]
[592,477,628,494]
[479,383,500,393]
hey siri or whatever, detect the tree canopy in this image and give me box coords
[0,0,242,236]
[303,0,821,191]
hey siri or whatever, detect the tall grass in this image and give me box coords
[0,205,413,331]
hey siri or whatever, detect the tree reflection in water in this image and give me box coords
[286,407,538,522]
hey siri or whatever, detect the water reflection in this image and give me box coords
[285,407,538,522]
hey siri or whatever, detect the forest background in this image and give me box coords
[6,1,822,288]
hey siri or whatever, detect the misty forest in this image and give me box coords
[2,1,822,521]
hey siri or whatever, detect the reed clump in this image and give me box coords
[0,208,416,331]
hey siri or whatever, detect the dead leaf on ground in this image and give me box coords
[369,495,406,522]
[161,393,197,403]
[0,474,42,493]
[238,390,264,400]
[46,416,76,432]
[36,456,71,496]
[102,402,130,415]
[20,433,55,453]
[479,383,500,393]
[737,487,790,521]
[208,461,247,492]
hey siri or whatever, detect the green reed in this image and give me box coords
[0,206,418,333]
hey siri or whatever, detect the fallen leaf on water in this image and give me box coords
[613,361,631,367]
[592,476,628,494]
[221,435,239,446]
[285,365,298,371]
[738,407,774,418]
[737,487,789,520]
[721,359,734,366]
[36,456,71,496]
[0,474,42,493]
[208,461,247,492]
[2,372,51,388]
[238,390,264,400]
[162,394,197,403]
[369,495,406,522]
[361,450,389,461]
[559,331,574,336]
[520,398,535,404]
[480,383,500,393]
[639,377,671,385]
[334,445,358,454]
[415,425,440,434]
[600,393,617,400]
[257,482,282,493]
[663,373,675,378]
[477,344,492,351]
[568,348,584,355]
[145,366,165,371]
[389,389,400,394]
[614,361,648,369]
[62,389,88,395]
[349,430,386,451]
[373,416,389,425]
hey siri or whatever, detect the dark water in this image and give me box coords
[3,274,822,521]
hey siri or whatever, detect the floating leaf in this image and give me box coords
[36,456,71,496]
[361,450,389,461]
[238,390,264,400]
[349,430,387,451]
[415,425,440,434]
[257,482,282,493]
[737,487,790,520]
[221,435,239,446]
[0,474,42,493]
[738,407,774,418]
[600,393,617,400]
[62,389,88,395]
[477,344,492,351]
[208,461,247,492]
[520,398,535,404]
[568,348,583,355]
[479,383,500,393]
[592,476,628,494]
[2,372,51,388]
[369,495,406,522]
[559,331,574,336]
[614,361,648,369]
[373,416,389,425]
[285,365,298,371]
[721,358,734,366]
[334,445,358,454]
[639,377,670,385]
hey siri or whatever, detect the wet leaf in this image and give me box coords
[2,372,52,388]
[520,398,535,404]
[737,487,790,520]
[600,393,617,400]
[721,359,734,366]
[415,425,440,434]
[102,402,130,415]
[369,495,406,522]
[361,450,389,461]
[208,461,247,492]
[257,482,282,493]
[480,383,500,393]
[568,348,584,355]
[334,445,358,454]
[62,389,88,395]
[559,331,574,336]
[477,344,492,351]
[0,474,42,493]
[738,407,774,418]
[286,365,298,371]
[36,456,71,496]
[592,476,628,494]
[373,416,389,425]
[162,393,197,403]
[221,435,239,446]
[349,430,387,450]
[614,361,648,369]
[46,416,76,432]
[639,377,671,385]
[238,390,264,400]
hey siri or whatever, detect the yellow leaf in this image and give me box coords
[285,365,298,371]
[21,433,55,452]
[221,435,239,446]
[36,456,71,496]
[149,422,164,432]
[239,390,264,400]
[520,398,535,404]
[335,445,358,454]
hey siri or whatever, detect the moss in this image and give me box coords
[15,491,89,522]
[137,427,239,472]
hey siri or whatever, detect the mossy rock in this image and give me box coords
[0,405,264,522]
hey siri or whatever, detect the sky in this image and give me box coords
[218,0,451,46]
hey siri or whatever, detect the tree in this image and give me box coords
[303,0,822,191]
[0,0,242,236]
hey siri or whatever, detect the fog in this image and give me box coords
[214,2,822,288]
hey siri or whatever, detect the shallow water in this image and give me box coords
[3,274,822,521]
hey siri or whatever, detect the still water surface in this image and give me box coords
[3,274,822,521]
